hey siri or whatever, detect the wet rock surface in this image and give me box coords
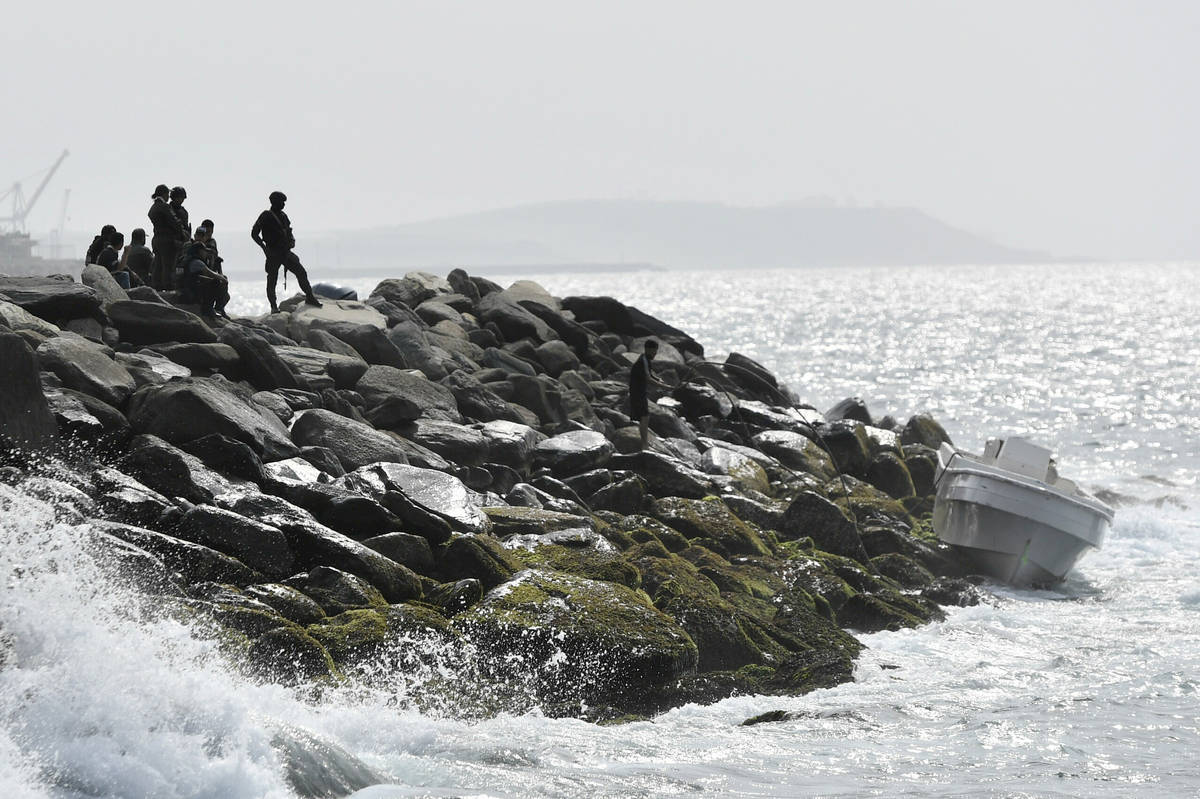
[0,266,975,719]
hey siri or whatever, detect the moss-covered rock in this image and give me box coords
[655,589,767,671]
[307,608,389,665]
[779,491,868,563]
[651,496,770,558]
[454,569,697,709]
[248,626,338,684]
[424,578,484,616]
[776,553,858,613]
[765,645,860,694]
[283,566,388,616]
[901,413,952,450]
[815,421,871,477]
[507,539,641,589]
[901,444,938,496]
[749,431,836,482]
[870,552,934,588]
[829,479,915,532]
[609,514,692,552]
[244,583,327,625]
[835,589,944,632]
[436,533,519,589]
[865,452,915,499]
[483,506,594,537]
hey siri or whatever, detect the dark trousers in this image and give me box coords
[151,236,179,290]
[265,249,314,310]
[194,277,229,316]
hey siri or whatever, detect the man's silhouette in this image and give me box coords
[630,339,665,450]
[251,191,322,313]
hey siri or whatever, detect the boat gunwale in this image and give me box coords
[937,450,1114,523]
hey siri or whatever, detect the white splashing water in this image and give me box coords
[5,263,1200,796]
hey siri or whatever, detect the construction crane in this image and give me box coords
[0,149,70,233]
[44,188,72,259]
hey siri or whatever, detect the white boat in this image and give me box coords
[932,437,1113,586]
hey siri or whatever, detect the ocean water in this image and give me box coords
[4,263,1199,797]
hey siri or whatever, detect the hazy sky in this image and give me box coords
[3,1,1197,259]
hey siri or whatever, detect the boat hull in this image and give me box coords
[933,449,1111,586]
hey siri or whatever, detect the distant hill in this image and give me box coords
[308,199,1048,274]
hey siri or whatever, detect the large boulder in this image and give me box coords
[825,396,873,425]
[779,491,869,563]
[273,345,369,389]
[37,333,136,408]
[80,264,129,305]
[115,350,192,387]
[284,567,387,616]
[174,505,295,578]
[533,340,580,377]
[120,434,252,504]
[95,521,262,586]
[866,452,916,499]
[290,409,410,472]
[44,386,130,446]
[0,331,57,448]
[363,395,422,429]
[608,451,714,499]
[0,298,61,337]
[672,382,732,420]
[0,275,100,321]
[406,419,490,466]
[815,421,872,477]
[286,299,387,342]
[370,272,450,308]
[508,374,566,428]
[475,420,545,472]
[560,296,634,335]
[306,328,366,360]
[533,430,614,476]
[456,569,697,707]
[369,463,491,534]
[107,300,217,345]
[355,365,461,422]
[361,532,435,575]
[308,320,407,368]
[441,370,523,423]
[226,493,421,602]
[414,300,463,327]
[476,292,558,344]
[437,534,519,589]
[751,430,836,480]
[699,446,770,495]
[651,496,770,558]
[181,433,267,483]
[148,342,240,371]
[217,324,302,391]
[127,377,299,461]
[385,321,450,380]
[901,414,953,449]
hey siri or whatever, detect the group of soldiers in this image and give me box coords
[84,186,323,317]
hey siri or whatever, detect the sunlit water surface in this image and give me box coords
[3,263,1197,797]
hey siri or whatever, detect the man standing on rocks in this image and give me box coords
[148,184,189,290]
[630,339,667,450]
[251,190,322,314]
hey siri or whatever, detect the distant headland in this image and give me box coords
[309,199,1050,274]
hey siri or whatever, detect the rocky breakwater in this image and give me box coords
[0,268,978,721]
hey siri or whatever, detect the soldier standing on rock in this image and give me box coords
[630,339,668,450]
[148,184,189,291]
[251,190,322,314]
